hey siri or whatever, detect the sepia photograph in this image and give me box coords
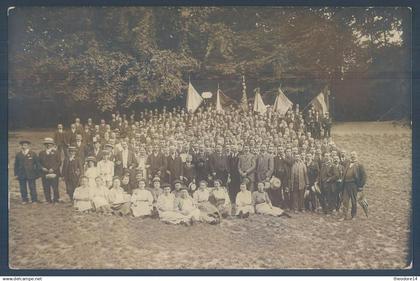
[7,6,412,270]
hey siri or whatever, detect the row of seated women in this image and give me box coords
[73,176,291,226]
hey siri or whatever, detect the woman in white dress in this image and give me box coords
[84,156,99,189]
[211,179,232,218]
[193,180,221,223]
[157,183,190,225]
[73,176,93,213]
[235,182,255,218]
[176,187,203,223]
[130,179,154,217]
[97,151,114,188]
[90,176,111,213]
[252,182,291,218]
[108,177,131,216]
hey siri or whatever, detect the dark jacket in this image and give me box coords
[38,150,61,177]
[61,156,82,186]
[14,150,41,180]
[343,162,367,190]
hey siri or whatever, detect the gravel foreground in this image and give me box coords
[8,122,412,269]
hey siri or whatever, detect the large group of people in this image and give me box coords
[14,104,367,225]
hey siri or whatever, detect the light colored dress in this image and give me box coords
[136,155,148,182]
[252,190,285,216]
[157,193,190,224]
[211,187,232,216]
[235,190,255,215]
[193,188,221,219]
[108,186,131,215]
[73,185,93,212]
[131,188,154,217]
[97,160,114,187]
[175,195,201,221]
[85,166,99,189]
[90,183,110,210]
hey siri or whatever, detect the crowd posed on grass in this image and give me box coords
[14,104,367,225]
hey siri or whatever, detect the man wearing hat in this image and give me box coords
[14,140,41,204]
[38,137,62,203]
[74,134,87,168]
[238,145,257,192]
[61,146,82,200]
[115,141,137,178]
[322,112,332,138]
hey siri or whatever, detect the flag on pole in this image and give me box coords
[186,82,203,113]
[310,91,328,116]
[215,89,224,113]
[241,75,248,111]
[273,87,293,115]
[253,87,267,114]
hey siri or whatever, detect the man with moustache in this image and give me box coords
[38,138,62,203]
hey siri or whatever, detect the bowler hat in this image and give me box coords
[85,156,96,163]
[19,140,31,145]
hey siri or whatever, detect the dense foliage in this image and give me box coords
[9,6,411,125]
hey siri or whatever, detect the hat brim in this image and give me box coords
[19,140,31,145]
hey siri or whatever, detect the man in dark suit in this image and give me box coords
[38,138,62,203]
[165,146,183,184]
[194,145,209,182]
[255,144,274,183]
[53,123,67,160]
[90,139,103,162]
[146,145,165,179]
[14,140,41,204]
[74,134,88,168]
[328,155,344,212]
[209,144,230,185]
[339,151,367,221]
[66,123,78,147]
[238,145,257,192]
[61,146,82,200]
[227,144,240,202]
[115,141,138,177]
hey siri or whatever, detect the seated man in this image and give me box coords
[156,183,191,225]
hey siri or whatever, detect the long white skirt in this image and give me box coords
[92,196,109,209]
[159,211,190,224]
[74,200,93,212]
[236,205,255,215]
[131,201,153,217]
[255,203,284,216]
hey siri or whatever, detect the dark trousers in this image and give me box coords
[18,178,38,202]
[65,180,77,200]
[267,188,282,207]
[319,184,330,213]
[342,182,358,218]
[305,190,318,211]
[228,177,240,203]
[324,127,331,138]
[327,183,338,212]
[214,170,228,185]
[42,177,59,202]
[292,188,304,211]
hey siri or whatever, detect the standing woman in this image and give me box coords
[97,151,114,188]
[130,179,154,217]
[84,156,99,189]
[211,179,232,218]
[252,182,291,218]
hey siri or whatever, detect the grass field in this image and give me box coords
[7,122,412,269]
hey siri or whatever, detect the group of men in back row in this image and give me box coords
[14,104,366,222]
